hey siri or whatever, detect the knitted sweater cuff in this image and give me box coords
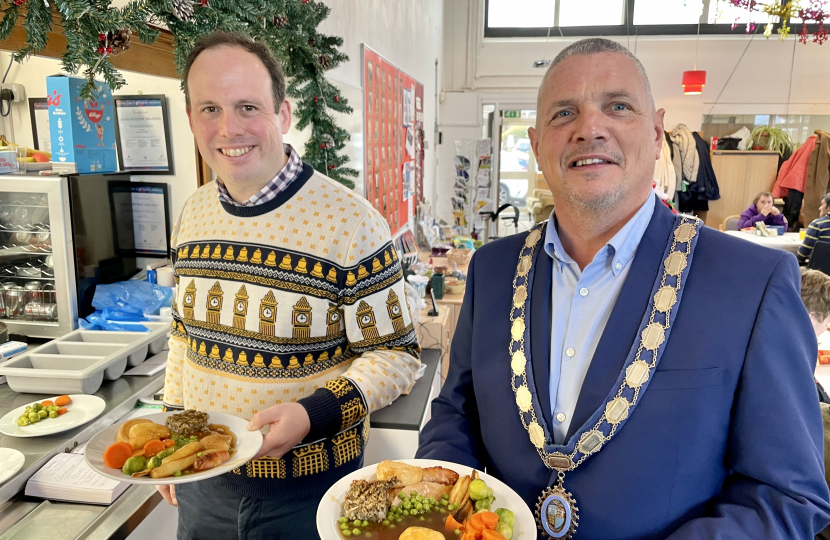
[298,388,342,441]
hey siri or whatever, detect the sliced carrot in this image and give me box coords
[41,400,54,408]
[446,514,464,531]
[55,395,71,407]
[131,448,145,458]
[162,438,176,448]
[144,439,165,458]
[479,511,499,530]
[103,441,133,469]
[56,407,68,415]
[469,514,486,532]
[471,531,483,540]
[481,530,506,540]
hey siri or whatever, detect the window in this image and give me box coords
[633,0,703,25]
[485,0,799,37]
[558,0,624,27]
[486,0,555,28]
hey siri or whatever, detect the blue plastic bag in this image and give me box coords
[79,311,150,332]
[92,281,173,316]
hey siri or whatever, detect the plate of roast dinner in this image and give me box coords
[317,459,535,539]
[84,410,262,485]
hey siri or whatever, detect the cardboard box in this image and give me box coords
[46,76,117,173]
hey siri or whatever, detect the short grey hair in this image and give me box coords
[538,38,655,111]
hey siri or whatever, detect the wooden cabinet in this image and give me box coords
[705,150,780,229]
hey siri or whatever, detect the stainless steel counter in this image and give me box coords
[0,373,165,539]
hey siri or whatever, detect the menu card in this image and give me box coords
[25,453,128,505]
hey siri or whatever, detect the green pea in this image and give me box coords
[352,529,360,536]
[440,499,448,506]
[49,410,57,419]
[442,494,449,500]
[361,521,368,528]
[17,416,30,426]
[343,531,352,537]
[183,470,191,475]
[197,452,203,457]
[365,534,372,538]
[424,504,431,512]
[398,491,406,499]
[418,516,425,521]
[410,490,417,497]
[173,470,182,477]
[389,524,396,529]
[439,509,446,514]
[339,517,348,523]
[38,410,47,419]
[415,503,423,511]
[353,521,361,528]
[402,510,409,516]
[454,529,462,536]
[381,520,390,527]
[395,517,402,523]
[340,523,348,530]
[403,501,412,510]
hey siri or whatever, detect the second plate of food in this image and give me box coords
[84,410,262,485]
[0,395,105,438]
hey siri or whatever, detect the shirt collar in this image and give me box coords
[216,144,300,206]
[544,191,656,276]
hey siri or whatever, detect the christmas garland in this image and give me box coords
[720,0,830,44]
[0,0,357,187]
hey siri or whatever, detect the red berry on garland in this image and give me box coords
[98,47,105,54]
[328,165,335,170]
[320,143,326,149]
[302,0,309,3]
[334,95,339,103]
[99,33,107,41]
[106,47,113,54]
[200,0,207,5]
[314,96,318,103]
[12,0,23,6]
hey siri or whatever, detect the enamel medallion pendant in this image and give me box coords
[537,485,579,539]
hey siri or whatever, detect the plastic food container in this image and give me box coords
[0,322,169,394]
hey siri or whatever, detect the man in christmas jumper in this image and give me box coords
[157,32,420,539]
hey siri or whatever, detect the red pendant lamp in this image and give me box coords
[682,70,706,95]
[683,19,706,95]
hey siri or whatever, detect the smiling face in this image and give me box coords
[528,52,664,216]
[187,45,292,196]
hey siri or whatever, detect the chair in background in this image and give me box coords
[808,241,830,276]
[720,214,741,232]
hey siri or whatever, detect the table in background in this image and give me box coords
[723,231,802,255]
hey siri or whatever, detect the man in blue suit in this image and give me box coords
[417,38,830,539]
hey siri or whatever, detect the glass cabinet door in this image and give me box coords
[0,191,58,324]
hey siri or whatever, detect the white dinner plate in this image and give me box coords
[84,411,263,485]
[316,458,537,539]
[0,395,106,438]
[0,448,25,485]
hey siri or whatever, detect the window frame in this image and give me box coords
[483,0,819,38]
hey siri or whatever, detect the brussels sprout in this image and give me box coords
[495,508,515,527]
[468,479,489,501]
[28,412,40,423]
[31,403,42,412]
[17,416,30,426]
[37,409,48,419]
[48,410,58,419]
[496,521,513,540]
[474,498,491,511]
[47,405,58,413]
[122,456,147,475]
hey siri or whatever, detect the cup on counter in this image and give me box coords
[4,286,26,319]
[16,146,27,173]
[801,228,807,240]
[156,267,175,287]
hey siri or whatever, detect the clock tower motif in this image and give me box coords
[356,301,379,340]
[233,285,249,330]
[183,280,196,320]
[292,297,312,339]
[206,281,223,325]
[326,303,343,337]
[386,289,405,333]
[259,291,277,336]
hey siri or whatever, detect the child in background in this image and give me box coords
[737,191,788,230]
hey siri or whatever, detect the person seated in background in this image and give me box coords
[798,192,830,264]
[800,268,830,404]
[737,191,787,230]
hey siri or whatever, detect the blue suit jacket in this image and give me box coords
[417,198,830,539]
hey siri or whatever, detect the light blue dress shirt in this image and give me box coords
[544,193,655,444]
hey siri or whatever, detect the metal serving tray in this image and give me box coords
[0,322,169,394]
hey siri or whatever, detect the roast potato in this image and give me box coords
[117,419,153,445]
[376,460,423,485]
[399,527,444,540]
[149,454,200,478]
[200,434,231,452]
[162,441,203,464]
[208,424,237,449]
[128,422,171,450]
